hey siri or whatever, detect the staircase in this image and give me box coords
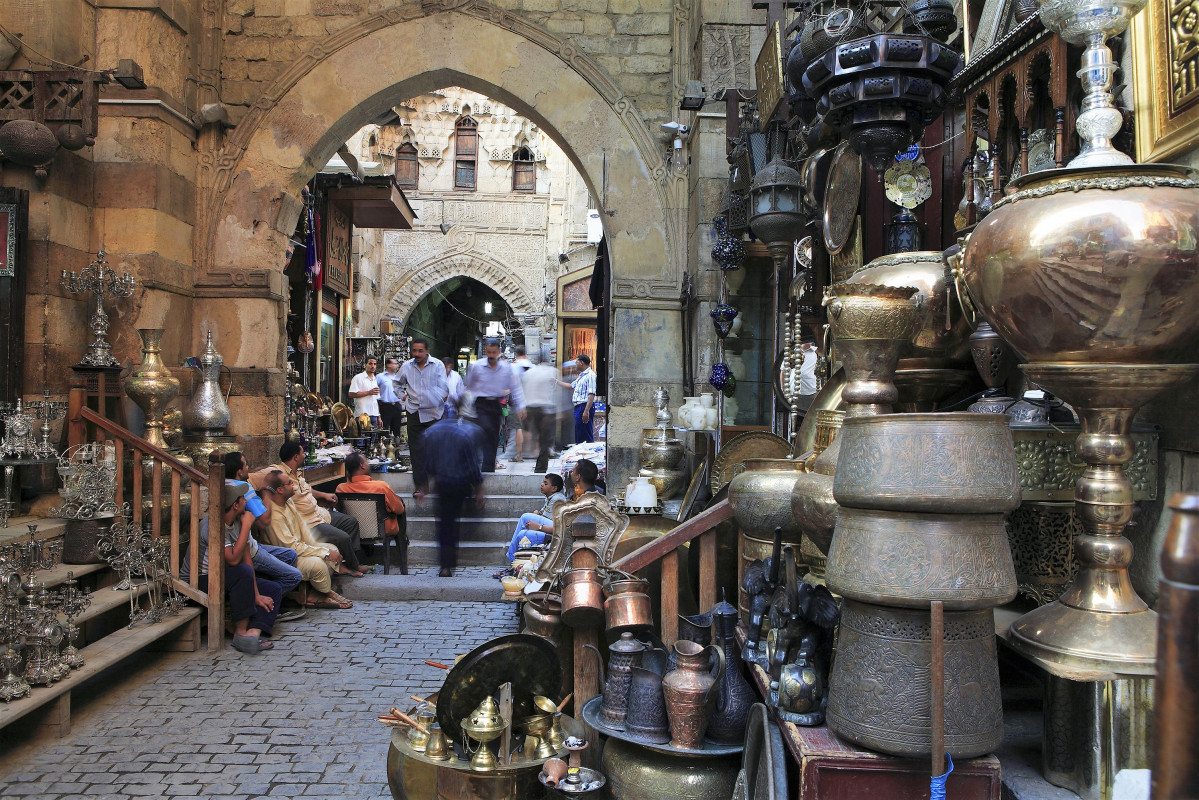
[382,471,546,567]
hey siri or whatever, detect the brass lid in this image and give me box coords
[610,632,647,654]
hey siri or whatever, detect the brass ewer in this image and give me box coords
[123,328,181,450]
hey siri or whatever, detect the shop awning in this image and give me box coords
[328,182,416,230]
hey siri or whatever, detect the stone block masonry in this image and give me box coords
[0,600,519,798]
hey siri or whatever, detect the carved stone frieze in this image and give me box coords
[701,24,753,89]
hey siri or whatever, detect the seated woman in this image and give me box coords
[504,473,567,562]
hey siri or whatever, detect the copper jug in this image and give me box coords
[585,633,646,730]
[662,640,725,749]
[561,549,605,629]
[604,571,653,634]
[524,589,563,642]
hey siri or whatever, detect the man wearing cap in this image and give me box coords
[181,482,285,654]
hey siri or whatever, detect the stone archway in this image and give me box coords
[385,252,538,323]
[200,1,679,314]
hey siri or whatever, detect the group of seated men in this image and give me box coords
[181,442,405,655]
[503,459,602,563]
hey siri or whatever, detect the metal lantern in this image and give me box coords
[749,157,805,269]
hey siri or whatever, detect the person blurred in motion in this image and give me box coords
[422,392,486,577]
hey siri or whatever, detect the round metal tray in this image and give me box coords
[582,696,744,757]
[436,633,562,748]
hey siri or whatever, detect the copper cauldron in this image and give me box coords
[604,572,653,633]
[561,566,605,629]
[524,591,563,642]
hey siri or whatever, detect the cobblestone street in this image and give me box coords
[0,600,520,799]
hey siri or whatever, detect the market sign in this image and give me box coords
[755,22,785,131]
[0,203,14,277]
[323,203,351,297]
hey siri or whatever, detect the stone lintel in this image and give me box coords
[98,87,199,140]
[89,0,194,32]
[194,269,287,301]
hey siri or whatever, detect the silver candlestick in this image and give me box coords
[28,390,67,460]
[56,572,91,669]
[61,249,136,368]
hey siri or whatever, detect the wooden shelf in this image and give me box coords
[0,607,202,732]
[70,581,153,627]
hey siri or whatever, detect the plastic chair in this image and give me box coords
[338,492,408,575]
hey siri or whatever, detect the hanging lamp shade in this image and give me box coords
[749,157,805,269]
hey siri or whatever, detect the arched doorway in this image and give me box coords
[404,277,513,368]
[198,2,687,486]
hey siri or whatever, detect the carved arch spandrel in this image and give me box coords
[383,251,538,322]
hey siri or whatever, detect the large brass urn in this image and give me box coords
[960,163,1199,674]
[124,329,181,450]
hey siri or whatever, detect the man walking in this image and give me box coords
[377,357,404,438]
[464,338,526,472]
[522,354,560,472]
[562,354,596,444]
[423,394,485,577]
[348,356,381,428]
[443,359,464,419]
[395,338,448,497]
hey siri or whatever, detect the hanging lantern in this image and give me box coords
[711,217,747,271]
[710,304,740,338]
[709,362,736,397]
[749,157,805,269]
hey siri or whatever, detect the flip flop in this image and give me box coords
[257,638,275,650]
[327,592,354,609]
[231,634,263,655]
[306,596,350,609]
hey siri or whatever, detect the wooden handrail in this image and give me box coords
[611,499,733,574]
[73,404,207,483]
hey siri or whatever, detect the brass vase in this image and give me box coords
[601,738,740,800]
[662,640,725,749]
[123,329,180,450]
[728,458,806,544]
[959,162,1199,674]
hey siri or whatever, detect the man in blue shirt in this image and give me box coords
[564,354,596,443]
[422,393,485,577]
[376,357,404,438]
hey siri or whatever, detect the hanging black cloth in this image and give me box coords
[590,238,608,397]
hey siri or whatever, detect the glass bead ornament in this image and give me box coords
[711,304,740,339]
[711,216,747,271]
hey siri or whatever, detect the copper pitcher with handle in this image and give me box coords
[603,569,653,634]
[560,548,604,629]
[662,639,725,749]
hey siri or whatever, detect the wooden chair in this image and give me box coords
[338,492,408,575]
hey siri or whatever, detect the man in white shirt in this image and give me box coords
[506,346,535,463]
[798,340,818,415]
[348,356,381,427]
[562,354,596,443]
[395,338,448,497]
[444,359,464,418]
[464,338,526,472]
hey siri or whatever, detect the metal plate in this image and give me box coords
[822,142,863,255]
[800,148,833,212]
[884,161,933,209]
[436,633,562,749]
[711,431,792,494]
[582,696,744,757]
[736,703,787,800]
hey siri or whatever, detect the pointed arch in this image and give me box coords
[384,252,538,323]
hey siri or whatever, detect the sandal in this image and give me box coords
[306,594,353,609]
[337,565,366,578]
[232,634,265,654]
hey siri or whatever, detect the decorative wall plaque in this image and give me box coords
[1132,0,1199,161]
[324,203,352,297]
[0,204,14,277]
[755,22,785,131]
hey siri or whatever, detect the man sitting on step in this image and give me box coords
[180,481,283,655]
[504,473,568,562]
[260,469,354,610]
[252,440,365,578]
[334,452,407,543]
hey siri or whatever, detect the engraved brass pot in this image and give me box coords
[587,633,646,730]
[123,328,181,450]
[641,468,686,500]
[523,592,563,642]
[728,458,806,543]
[601,738,740,800]
[847,251,972,368]
[958,164,1199,364]
[825,507,1017,609]
[823,283,922,416]
[826,600,1003,758]
[832,413,1021,514]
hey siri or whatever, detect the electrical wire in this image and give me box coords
[918,128,966,153]
[0,23,110,75]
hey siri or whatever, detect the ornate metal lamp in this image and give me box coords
[749,153,805,269]
[61,249,136,368]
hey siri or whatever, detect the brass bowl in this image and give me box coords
[960,163,1199,363]
[641,468,686,500]
[728,458,806,542]
[832,413,1021,514]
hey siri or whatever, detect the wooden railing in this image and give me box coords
[67,388,226,651]
[611,499,733,647]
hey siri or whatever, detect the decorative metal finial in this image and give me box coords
[61,248,137,367]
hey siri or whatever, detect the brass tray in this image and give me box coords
[711,431,791,494]
[582,696,744,757]
[822,141,862,255]
[436,633,562,748]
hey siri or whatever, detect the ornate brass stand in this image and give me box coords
[1006,364,1197,673]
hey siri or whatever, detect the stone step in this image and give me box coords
[404,494,544,519]
[383,472,548,496]
[407,540,511,567]
[338,572,508,602]
[404,518,515,544]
